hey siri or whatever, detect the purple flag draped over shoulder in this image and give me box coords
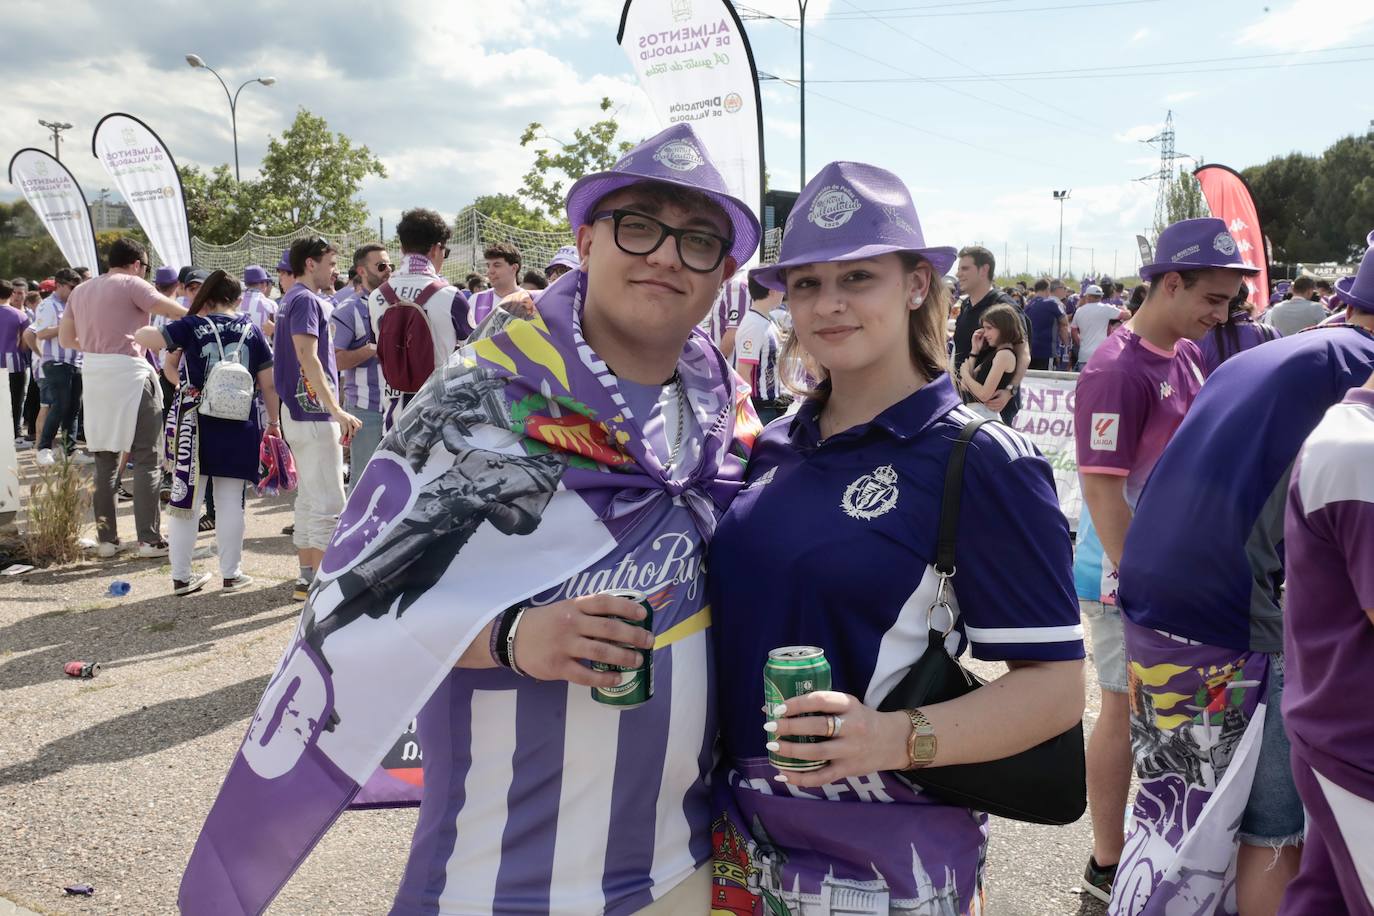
[180,269,759,914]
[1111,623,1269,916]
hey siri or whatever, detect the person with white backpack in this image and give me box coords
[136,270,279,596]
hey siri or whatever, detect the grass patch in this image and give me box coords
[22,458,91,566]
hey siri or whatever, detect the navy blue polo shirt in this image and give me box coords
[709,374,1084,764]
[1119,326,1374,652]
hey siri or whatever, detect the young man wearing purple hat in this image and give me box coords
[1108,235,1374,914]
[544,244,580,282]
[275,249,293,298]
[1280,286,1374,916]
[180,122,761,915]
[241,264,277,343]
[1072,217,1257,904]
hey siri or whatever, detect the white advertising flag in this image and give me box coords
[7,148,99,273]
[618,0,763,251]
[91,113,191,269]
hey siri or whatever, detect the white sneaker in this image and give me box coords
[96,541,122,559]
[136,540,170,559]
[69,451,94,466]
[35,449,55,466]
[14,437,32,451]
[172,572,213,596]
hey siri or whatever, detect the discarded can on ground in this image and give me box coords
[63,884,95,896]
[107,580,131,597]
[64,661,100,679]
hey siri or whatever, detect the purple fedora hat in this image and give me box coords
[243,265,269,285]
[546,245,580,273]
[750,161,956,292]
[564,122,760,266]
[276,249,292,273]
[1334,229,1374,313]
[153,266,178,288]
[1140,217,1260,280]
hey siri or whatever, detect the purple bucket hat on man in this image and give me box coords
[1139,217,1260,281]
[1333,230,1374,313]
[153,266,178,288]
[546,245,581,273]
[749,161,956,292]
[276,250,292,273]
[243,265,269,285]
[564,122,760,266]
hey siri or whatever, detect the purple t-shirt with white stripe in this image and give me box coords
[329,292,383,412]
[0,305,30,373]
[33,295,79,367]
[392,383,712,914]
[1284,386,1374,782]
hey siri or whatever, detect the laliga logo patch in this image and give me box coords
[842,464,899,520]
[653,140,705,172]
[1090,413,1119,451]
[1213,232,1237,256]
[808,185,862,230]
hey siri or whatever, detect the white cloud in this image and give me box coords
[1236,0,1374,51]
[1114,122,1164,144]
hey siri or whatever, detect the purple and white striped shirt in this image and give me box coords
[391,384,714,915]
[698,276,748,349]
[328,292,384,412]
[242,289,278,347]
[33,295,80,367]
[0,305,30,373]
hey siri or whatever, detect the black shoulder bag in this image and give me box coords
[877,418,1087,825]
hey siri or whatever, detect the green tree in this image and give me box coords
[180,163,255,245]
[1243,153,1323,262]
[1314,133,1374,260]
[253,108,386,235]
[1155,166,1209,240]
[519,97,633,223]
[0,200,67,279]
[461,194,562,233]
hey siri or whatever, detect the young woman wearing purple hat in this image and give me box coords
[708,161,1085,912]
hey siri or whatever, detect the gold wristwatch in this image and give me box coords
[904,708,937,769]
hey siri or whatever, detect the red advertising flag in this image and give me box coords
[1194,164,1270,313]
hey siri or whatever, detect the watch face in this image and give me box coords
[914,735,938,761]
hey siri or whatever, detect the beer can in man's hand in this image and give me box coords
[765,646,832,772]
[590,589,654,708]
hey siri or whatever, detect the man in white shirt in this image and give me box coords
[1262,276,1328,338]
[1071,284,1131,370]
[367,208,470,430]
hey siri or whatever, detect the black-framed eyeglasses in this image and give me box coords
[592,209,732,273]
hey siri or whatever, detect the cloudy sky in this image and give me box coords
[2,0,1371,275]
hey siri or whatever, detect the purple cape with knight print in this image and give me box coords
[179,269,760,915]
[1110,624,1269,915]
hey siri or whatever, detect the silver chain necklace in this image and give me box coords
[668,372,686,469]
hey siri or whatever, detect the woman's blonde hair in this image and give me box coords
[780,252,951,400]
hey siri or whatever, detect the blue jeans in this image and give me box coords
[1239,652,1304,846]
[347,407,384,492]
[38,361,80,452]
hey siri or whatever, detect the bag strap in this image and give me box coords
[377,280,399,306]
[204,314,248,365]
[413,279,448,306]
[934,417,989,577]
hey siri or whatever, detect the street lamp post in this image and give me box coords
[1053,190,1071,280]
[37,119,73,160]
[798,0,808,184]
[185,54,276,182]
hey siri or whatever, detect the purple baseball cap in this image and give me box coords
[749,161,956,292]
[546,245,580,273]
[243,265,269,285]
[1139,217,1260,281]
[276,250,292,273]
[1334,229,1374,313]
[153,266,178,288]
[564,123,760,266]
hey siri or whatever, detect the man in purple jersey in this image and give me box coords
[1072,216,1256,903]
[0,279,29,444]
[468,241,522,328]
[32,268,88,466]
[331,243,391,489]
[1281,369,1374,916]
[274,236,362,600]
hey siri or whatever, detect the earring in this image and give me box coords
[912,295,924,307]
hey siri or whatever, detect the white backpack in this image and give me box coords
[198,317,255,422]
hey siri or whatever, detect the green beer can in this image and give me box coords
[591,589,654,708]
[764,645,832,772]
